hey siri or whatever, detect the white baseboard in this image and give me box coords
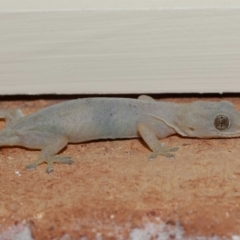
[1,7,240,94]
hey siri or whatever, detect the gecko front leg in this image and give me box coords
[138,95,155,102]
[137,123,178,160]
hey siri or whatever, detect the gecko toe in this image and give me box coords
[25,159,45,170]
[46,166,54,173]
[53,155,74,164]
[148,152,158,160]
[164,152,175,158]
[46,161,54,173]
[169,147,179,152]
[148,151,175,160]
[25,164,36,170]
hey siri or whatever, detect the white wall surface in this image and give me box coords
[1,0,240,10]
[1,2,240,94]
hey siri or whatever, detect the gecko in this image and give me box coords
[0,95,239,173]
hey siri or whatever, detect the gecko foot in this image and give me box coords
[25,155,74,173]
[51,155,74,165]
[46,156,74,173]
[148,146,179,160]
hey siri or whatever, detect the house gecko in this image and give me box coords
[0,95,239,173]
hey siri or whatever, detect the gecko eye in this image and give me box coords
[214,115,230,130]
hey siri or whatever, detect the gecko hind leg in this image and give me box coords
[17,130,73,173]
[0,109,24,126]
[138,123,179,160]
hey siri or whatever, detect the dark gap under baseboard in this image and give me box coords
[0,92,239,101]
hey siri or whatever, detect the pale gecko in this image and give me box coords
[0,95,239,173]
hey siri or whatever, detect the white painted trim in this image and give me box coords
[1,1,240,11]
[1,9,240,94]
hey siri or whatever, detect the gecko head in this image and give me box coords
[176,100,240,138]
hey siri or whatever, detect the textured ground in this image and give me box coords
[0,96,240,240]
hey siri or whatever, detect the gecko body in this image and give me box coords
[1,95,240,173]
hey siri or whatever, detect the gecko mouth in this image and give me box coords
[214,130,240,138]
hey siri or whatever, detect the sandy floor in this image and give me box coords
[1,96,240,239]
